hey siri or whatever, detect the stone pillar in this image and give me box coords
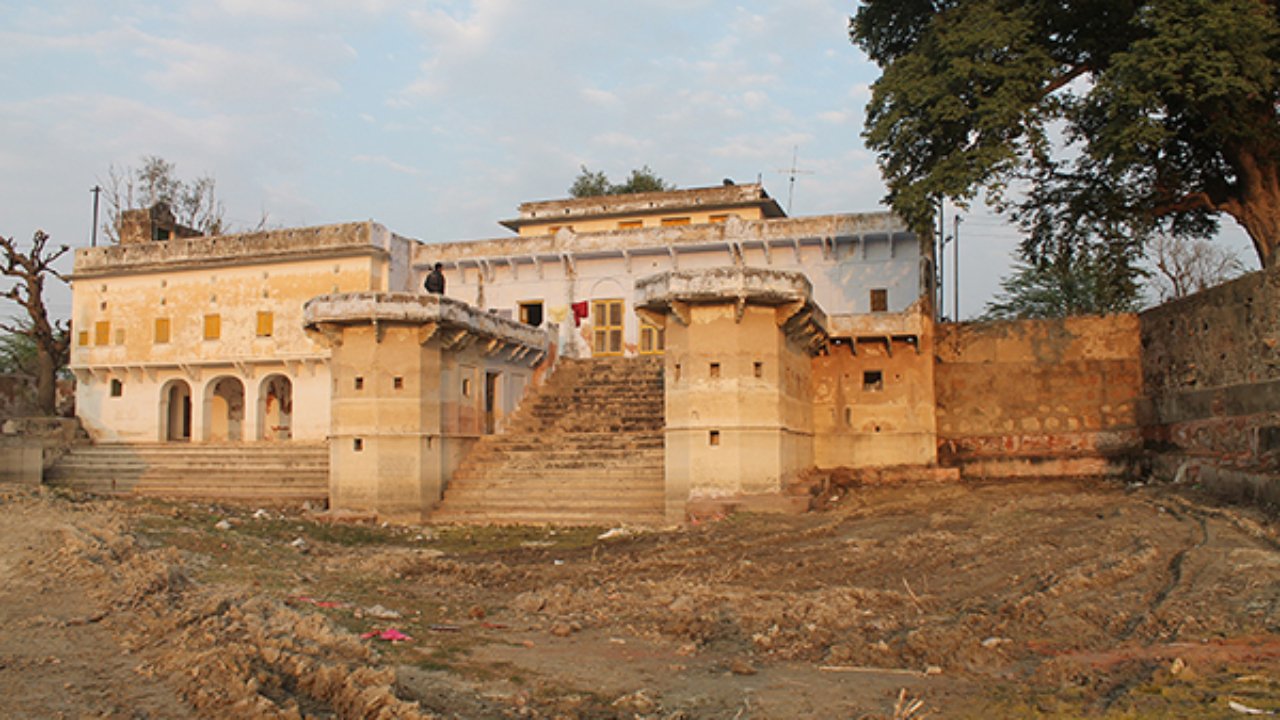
[637,268,827,522]
[305,292,549,524]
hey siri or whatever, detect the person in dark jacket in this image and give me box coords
[424,263,446,294]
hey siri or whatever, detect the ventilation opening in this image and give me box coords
[863,371,884,392]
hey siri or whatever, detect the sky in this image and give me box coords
[0,0,1259,323]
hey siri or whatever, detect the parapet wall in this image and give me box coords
[1138,264,1280,468]
[934,315,1144,478]
[74,222,393,276]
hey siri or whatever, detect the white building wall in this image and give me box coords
[417,214,923,356]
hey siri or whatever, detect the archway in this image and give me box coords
[258,374,293,441]
[159,379,192,442]
[205,376,245,442]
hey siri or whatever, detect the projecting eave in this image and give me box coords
[303,292,551,366]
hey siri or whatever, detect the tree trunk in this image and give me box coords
[35,347,57,416]
[1225,149,1280,269]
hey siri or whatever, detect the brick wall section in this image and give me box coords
[934,316,1144,470]
[1138,264,1280,462]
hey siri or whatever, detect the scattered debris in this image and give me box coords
[365,604,401,619]
[360,628,412,642]
[1230,701,1276,715]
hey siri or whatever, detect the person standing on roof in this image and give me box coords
[424,262,446,295]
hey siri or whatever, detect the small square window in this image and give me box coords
[393,377,404,390]
[753,362,763,378]
[203,314,221,341]
[709,363,721,378]
[354,377,364,391]
[709,430,721,446]
[462,378,472,397]
[863,370,884,392]
[519,302,544,326]
[114,329,125,345]
[154,318,170,344]
[109,379,123,397]
[94,321,110,346]
[353,438,363,452]
[257,311,274,337]
[77,331,88,347]
[870,289,888,313]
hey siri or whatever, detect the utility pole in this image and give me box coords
[90,185,102,247]
[953,214,962,321]
[935,197,946,320]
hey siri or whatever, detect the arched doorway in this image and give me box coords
[258,374,293,441]
[159,379,192,442]
[205,376,245,442]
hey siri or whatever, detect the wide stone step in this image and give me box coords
[451,467,664,481]
[431,508,667,527]
[440,487,663,505]
[479,432,662,447]
[47,443,330,505]
[464,447,664,462]
[65,479,327,503]
[439,356,664,526]
[460,453,663,469]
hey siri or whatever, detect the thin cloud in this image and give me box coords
[352,154,424,176]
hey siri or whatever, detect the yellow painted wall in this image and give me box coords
[517,209,763,236]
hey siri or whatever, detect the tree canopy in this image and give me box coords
[851,0,1280,269]
[569,165,674,197]
[982,240,1148,319]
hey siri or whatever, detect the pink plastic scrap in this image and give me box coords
[361,628,413,642]
[289,596,352,609]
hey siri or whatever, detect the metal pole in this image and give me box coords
[90,185,101,247]
[953,214,962,321]
[936,198,946,320]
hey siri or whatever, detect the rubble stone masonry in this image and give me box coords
[1138,263,1280,465]
[934,315,1145,477]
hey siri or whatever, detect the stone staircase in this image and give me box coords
[45,443,329,505]
[432,355,667,526]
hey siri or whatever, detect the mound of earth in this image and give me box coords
[1,477,1277,718]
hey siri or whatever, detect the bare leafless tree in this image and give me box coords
[99,155,226,242]
[0,230,69,415]
[1148,234,1248,303]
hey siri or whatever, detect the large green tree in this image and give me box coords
[851,0,1280,269]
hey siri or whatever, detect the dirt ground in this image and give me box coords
[2,477,1280,719]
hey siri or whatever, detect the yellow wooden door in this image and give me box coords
[592,299,624,356]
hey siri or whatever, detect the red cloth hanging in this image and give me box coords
[570,301,589,327]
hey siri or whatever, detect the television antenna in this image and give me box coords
[774,146,813,215]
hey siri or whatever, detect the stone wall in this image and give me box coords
[934,315,1144,477]
[1138,264,1280,471]
[813,307,937,468]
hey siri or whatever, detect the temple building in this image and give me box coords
[65,184,940,523]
